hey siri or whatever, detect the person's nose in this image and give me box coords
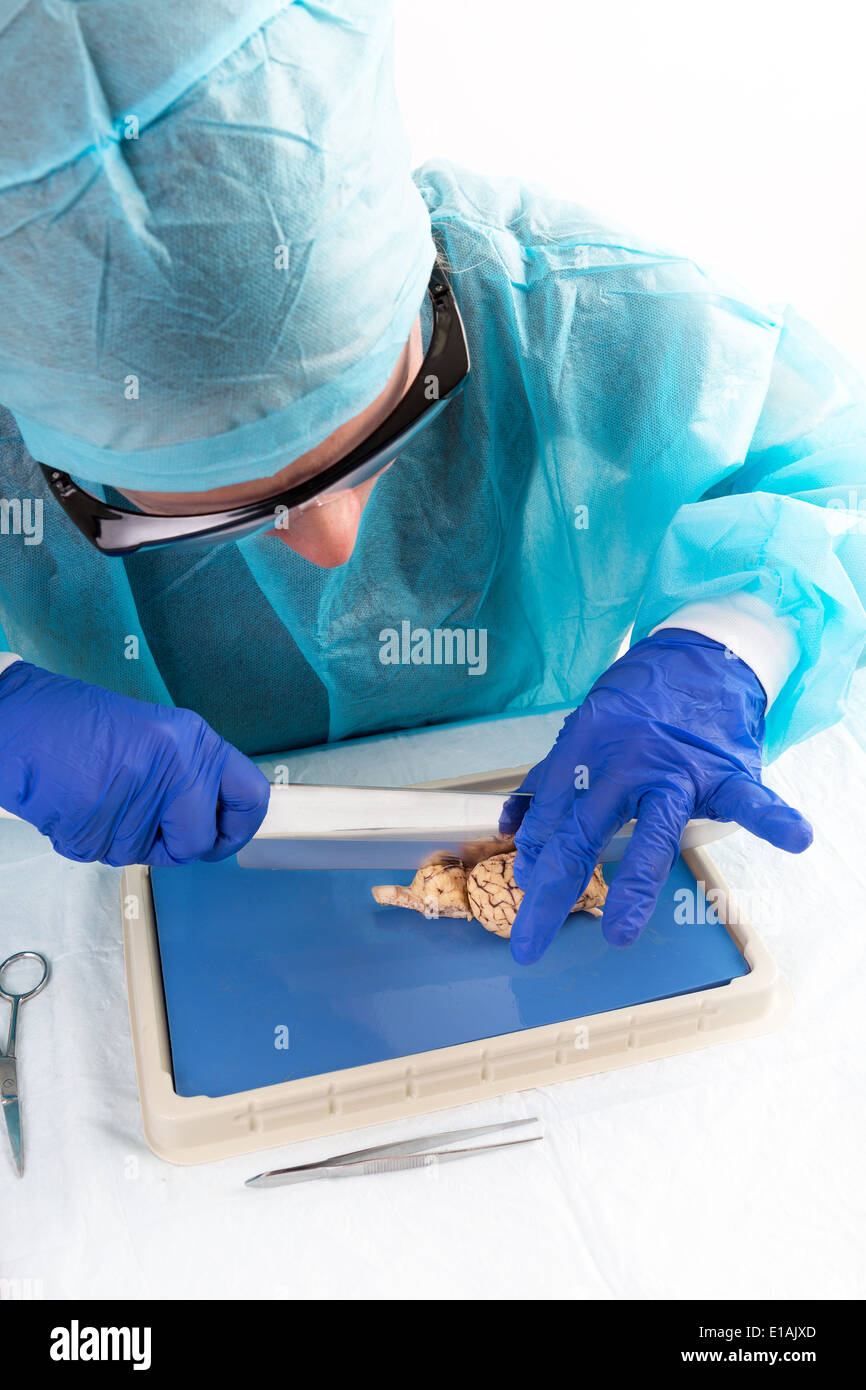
[267,486,364,568]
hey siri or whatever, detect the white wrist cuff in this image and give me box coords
[649,595,799,709]
[0,653,22,677]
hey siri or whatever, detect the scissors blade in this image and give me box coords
[0,1056,22,1176]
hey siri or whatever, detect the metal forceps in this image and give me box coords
[246,1117,542,1187]
[0,951,50,1177]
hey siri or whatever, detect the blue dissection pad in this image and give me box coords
[151,854,749,1099]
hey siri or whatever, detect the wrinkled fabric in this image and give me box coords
[2,160,866,761]
[501,630,813,960]
[0,0,433,489]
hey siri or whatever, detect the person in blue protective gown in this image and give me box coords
[1,2,865,959]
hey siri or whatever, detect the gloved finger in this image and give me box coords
[514,758,621,893]
[93,772,176,867]
[600,791,693,947]
[136,832,208,868]
[512,712,594,881]
[201,748,271,862]
[152,778,225,865]
[150,729,232,865]
[498,761,545,835]
[510,781,626,964]
[706,774,813,853]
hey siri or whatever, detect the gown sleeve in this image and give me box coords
[633,307,866,760]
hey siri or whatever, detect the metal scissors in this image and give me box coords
[0,951,50,1177]
[245,1116,542,1187]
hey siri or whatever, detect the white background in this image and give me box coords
[396,0,866,372]
[3,0,865,1306]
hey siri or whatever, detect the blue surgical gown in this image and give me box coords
[2,160,865,762]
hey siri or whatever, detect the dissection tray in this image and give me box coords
[151,854,746,1099]
[121,840,790,1165]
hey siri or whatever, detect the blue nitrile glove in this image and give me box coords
[500,629,812,962]
[0,661,269,867]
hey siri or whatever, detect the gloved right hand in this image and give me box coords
[0,661,270,867]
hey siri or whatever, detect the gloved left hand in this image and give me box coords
[500,628,813,962]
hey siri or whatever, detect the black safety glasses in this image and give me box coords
[38,269,469,557]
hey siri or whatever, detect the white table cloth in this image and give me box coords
[2,697,864,1300]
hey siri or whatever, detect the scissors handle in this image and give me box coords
[0,951,49,1003]
[0,952,49,1059]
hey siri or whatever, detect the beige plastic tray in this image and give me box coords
[121,793,790,1165]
